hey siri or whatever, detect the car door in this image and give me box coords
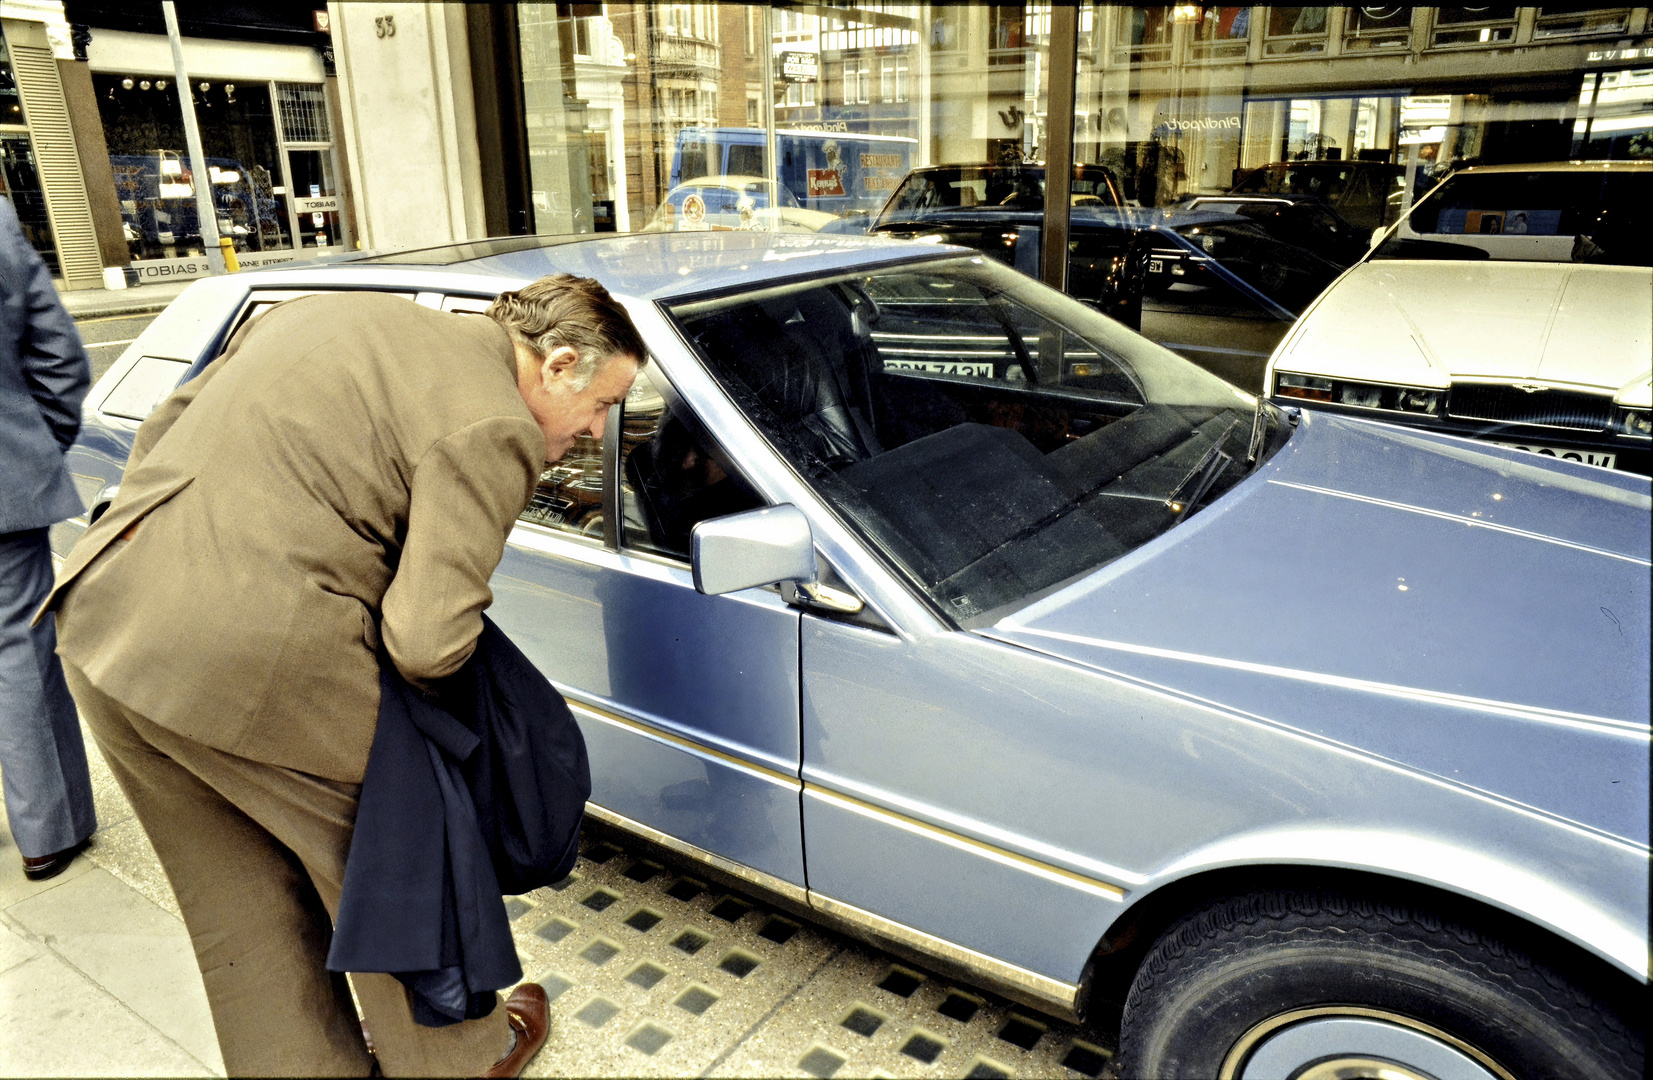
[442,295,809,891]
[662,269,1151,1006]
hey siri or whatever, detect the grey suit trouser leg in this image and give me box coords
[0,529,95,858]
[63,662,512,1078]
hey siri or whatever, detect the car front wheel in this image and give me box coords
[1117,888,1644,1080]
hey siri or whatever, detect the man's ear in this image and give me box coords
[544,345,582,381]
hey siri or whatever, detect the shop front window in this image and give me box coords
[501,5,1633,402]
[96,73,291,262]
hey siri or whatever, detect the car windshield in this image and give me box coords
[879,165,1121,223]
[1233,163,1356,199]
[669,256,1285,625]
[1376,169,1652,266]
[1172,220,1346,313]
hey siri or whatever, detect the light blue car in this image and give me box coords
[63,232,1648,1079]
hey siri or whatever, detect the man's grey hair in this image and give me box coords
[485,273,646,390]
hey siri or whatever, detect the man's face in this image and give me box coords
[516,343,640,462]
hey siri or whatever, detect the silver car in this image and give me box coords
[63,232,1648,1079]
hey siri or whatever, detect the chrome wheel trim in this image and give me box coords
[1219,1008,1517,1080]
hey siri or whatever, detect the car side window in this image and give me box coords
[222,289,419,352]
[619,363,763,561]
[440,294,616,541]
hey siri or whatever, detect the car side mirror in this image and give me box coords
[1369,226,1387,249]
[692,505,818,596]
[691,506,865,615]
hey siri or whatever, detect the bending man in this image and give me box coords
[44,275,642,1077]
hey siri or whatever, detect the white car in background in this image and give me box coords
[1266,161,1651,474]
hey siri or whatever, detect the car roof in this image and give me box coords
[295,231,960,301]
[669,175,777,190]
[1244,160,1402,172]
[1447,160,1653,174]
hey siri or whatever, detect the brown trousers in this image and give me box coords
[65,663,511,1077]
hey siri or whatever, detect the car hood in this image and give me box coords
[983,412,1651,844]
[1271,261,1653,398]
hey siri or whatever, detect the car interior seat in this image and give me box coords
[686,289,884,471]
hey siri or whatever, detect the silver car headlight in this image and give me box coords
[1615,407,1652,439]
[1275,373,1443,416]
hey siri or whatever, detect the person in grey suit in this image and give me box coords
[0,196,97,880]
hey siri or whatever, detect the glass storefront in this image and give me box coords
[504,3,1650,394]
[1,25,60,274]
[93,71,345,273]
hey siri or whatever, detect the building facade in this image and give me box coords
[428,4,1650,240]
[8,4,1648,293]
[1,0,354,289]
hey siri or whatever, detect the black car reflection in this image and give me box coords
[868,163,1348,393]
[869,163,1151,330]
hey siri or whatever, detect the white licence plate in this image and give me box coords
[886,359,995,378]
[1494,441,1616,469]
[1149,259,1165,274]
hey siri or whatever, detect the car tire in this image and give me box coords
[1116,888,1644,1080]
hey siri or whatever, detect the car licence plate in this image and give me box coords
[1494,441,1616,469]
[886,359,994,378]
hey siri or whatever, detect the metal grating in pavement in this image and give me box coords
[510,826,1115,1078]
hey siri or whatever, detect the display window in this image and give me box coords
[504,3,1652,398]
[91,70,345,276]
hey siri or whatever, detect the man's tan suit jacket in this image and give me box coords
[44,293,545,782]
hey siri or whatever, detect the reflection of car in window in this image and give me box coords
[1228,159,1407,233]
[868,163,1150,331]
[1270,162,1652,473]
[643,175,839,234]
[1377,161,1651,265]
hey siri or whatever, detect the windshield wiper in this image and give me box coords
[1166,418,1241,521]
[1246,397,1269,465]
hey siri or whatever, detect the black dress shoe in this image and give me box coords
[21,838,89,881]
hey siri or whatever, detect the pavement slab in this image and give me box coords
[5,868,223,1074]
[0,947,213,1077]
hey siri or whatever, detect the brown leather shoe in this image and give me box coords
[21,839,89,881]
[479,983,548,1079]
